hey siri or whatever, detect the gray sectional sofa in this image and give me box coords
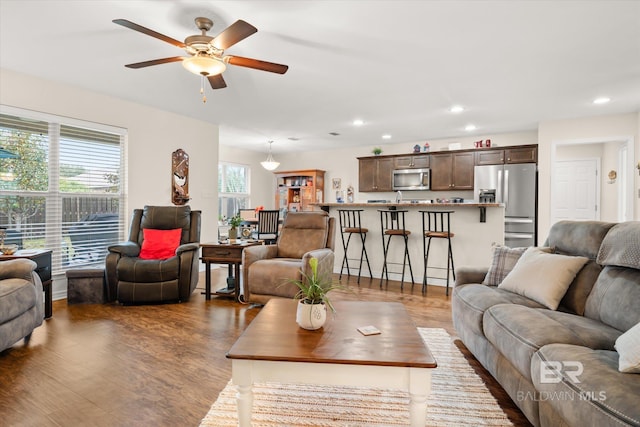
[0,258,44,352]
[452,220,640,427]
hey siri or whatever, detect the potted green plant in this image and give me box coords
[287,257,343,330]
[227,214,243,240]
[372,147,382,155]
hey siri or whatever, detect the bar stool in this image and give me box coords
[379,209,414,289]
[337,209,372,283]
[420,210,456,296]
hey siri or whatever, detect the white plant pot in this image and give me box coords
[296,300,327,330]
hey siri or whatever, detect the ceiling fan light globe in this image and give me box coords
[182,55,226,76]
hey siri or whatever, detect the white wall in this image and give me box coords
[1,68,219,298]
[538,113,639,238]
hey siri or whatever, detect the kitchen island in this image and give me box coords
[312,202,504,289]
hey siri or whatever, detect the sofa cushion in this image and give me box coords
[453,283,546,337]
[137,205,192,245]
[545,220,615,260]
[532,344,640,427]
[585,265,640,332]
[558,260,602,316]
[483,304,621,381]
[597,221,640,269]
[615,321,640,373]
[116,256,180,283]
[247,258,302,298]
[498,247,589,310]
[0,278,37,324]
[277,212,329,259]
[545,220,616,315]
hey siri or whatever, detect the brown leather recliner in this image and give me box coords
[241,211,335,304]
[105,205,201,304]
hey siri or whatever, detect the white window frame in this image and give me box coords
[0,105,127,274]
[218,161,251,221]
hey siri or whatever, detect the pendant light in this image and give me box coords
[261,141,280,171]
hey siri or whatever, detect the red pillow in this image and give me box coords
[139,228,182,260]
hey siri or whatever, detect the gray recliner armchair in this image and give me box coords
[0,258,44,352]
[105,205,201,304]
[241,211,335,304]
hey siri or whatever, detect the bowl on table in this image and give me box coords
[0,244,18,255]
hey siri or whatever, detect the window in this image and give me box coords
[0,107,126,273]
[218,162,250,221]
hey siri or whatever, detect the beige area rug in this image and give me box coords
[200,328,513,426]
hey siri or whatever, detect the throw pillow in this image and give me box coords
[139,228,182,260]
[483,244,552,286]
[483,244,527,286]
[615,321,640,373]
[498,247,589,310]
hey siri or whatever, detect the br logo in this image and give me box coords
[540,361,583,384]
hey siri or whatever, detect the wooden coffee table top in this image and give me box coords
[227,299,436,368]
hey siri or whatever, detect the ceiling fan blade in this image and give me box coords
[207,74,227,89]
[212,20,257,50]
[113,19,185,48]
[225,56,289,74]
[124,56,184,69]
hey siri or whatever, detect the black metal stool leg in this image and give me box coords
[361,233,372,281]
[380,234,392,287]
[423,237,432,294]
[406,234,415,285]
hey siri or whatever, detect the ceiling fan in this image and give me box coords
[113,17,288,97]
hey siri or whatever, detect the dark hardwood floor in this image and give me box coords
[0,270,532,427]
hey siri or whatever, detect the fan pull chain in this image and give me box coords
[200,74,207,104]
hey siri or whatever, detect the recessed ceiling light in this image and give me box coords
[593,97,611,105]
[449,105,464,113]
[464,124,476,131]
[382,134,392,140]
[353,119,364,126]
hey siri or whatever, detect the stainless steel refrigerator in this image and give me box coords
[474,163,537,247]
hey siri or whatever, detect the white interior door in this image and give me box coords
[552,159,599,223]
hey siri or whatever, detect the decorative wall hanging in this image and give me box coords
[172,149,190,205]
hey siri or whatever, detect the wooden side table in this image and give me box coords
[0,249,53,318]
[200,241,262,302]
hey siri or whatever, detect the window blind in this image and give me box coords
[0,110,126,273]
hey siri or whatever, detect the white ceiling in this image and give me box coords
[1,1,639,155]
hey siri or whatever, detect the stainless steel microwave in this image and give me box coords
[392,168,430,191]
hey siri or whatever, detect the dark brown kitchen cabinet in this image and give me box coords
[358,157,394,192]
[475,150,505,165]
[475,145,537,165]
[430,152,474,190]
[505,146,537,163]
[394,154,430,169]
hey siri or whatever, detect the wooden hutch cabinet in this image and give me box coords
[275,169,325,213]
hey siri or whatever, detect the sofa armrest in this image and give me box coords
[243,245,278,269]
[0,258,38,281]
[454,266,489,287]
[240,244,279,303]
[176,242,199,255]
[302,248,334,281]
[108,241,140,257]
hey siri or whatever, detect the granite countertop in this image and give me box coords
[311,202,504,208]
